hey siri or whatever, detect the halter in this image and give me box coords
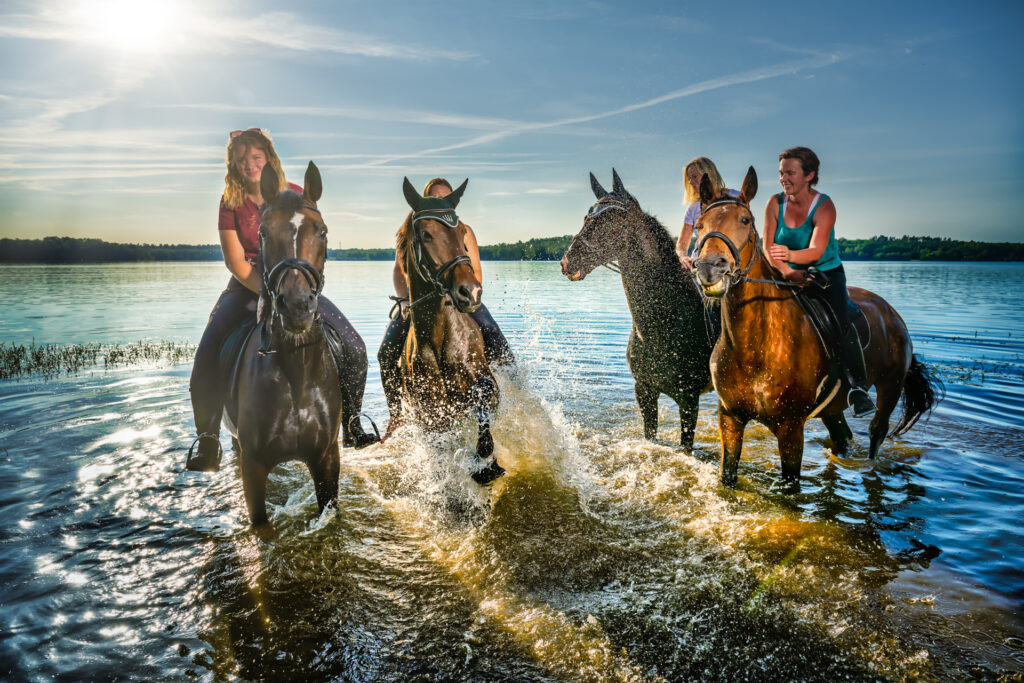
[576,196,630,274]
[692,197,805,291]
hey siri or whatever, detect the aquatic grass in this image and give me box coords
[0,341,196,380]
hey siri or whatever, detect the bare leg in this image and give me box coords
[775,418,806,482]
[869,376,904,459]
[635,381,659,440]
[821,412,852,456]
[310,444,341,513]
[719,405,746,487]
[241,458,272,537]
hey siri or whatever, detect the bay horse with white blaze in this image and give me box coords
[387,177,505,485]
[222,161,343,537]
[692,167,941,486]
[561,170,717,448]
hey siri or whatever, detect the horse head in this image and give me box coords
[401,176,481,313]
[258,161,327,334]
[693,166,758,297]
[561,169,635,281]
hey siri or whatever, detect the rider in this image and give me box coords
[676,156,739,270]
[186,128,376,472]
[377,177,514,426]
[763,146,876,417]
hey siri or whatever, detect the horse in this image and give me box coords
[221,161,343,537]
[691,166,941,486]
[560,170,717,448]
[388,176,505,485]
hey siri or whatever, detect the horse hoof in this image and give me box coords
[472,458,505,485]
[720,472,738,488]
[253,521,275,541]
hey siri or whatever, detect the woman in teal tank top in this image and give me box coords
[762,146,875,417]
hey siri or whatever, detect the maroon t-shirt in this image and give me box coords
[218,182,302,263]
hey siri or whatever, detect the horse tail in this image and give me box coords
[889,355,944,437]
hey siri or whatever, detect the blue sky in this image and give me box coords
[1,0,1021,248]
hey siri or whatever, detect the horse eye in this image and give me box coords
[741,217,750,225]
[421,232,433,242]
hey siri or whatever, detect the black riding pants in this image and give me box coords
[819,265,850,332]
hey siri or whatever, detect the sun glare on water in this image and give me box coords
[73,0,185,53]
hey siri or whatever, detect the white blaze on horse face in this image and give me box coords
[290,211,304,257]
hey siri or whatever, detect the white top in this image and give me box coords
[685,188,740,256]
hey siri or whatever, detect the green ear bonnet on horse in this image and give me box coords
[402,177,468,229]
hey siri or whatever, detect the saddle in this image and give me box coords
[792,272,869,416]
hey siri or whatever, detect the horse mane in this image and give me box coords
[634,204,686,275]
[396,211,414,262]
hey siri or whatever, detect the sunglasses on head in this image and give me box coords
[230,128,261,139]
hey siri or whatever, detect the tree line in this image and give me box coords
[2,234,1023,264]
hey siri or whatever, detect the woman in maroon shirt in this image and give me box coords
[186,129,376,472]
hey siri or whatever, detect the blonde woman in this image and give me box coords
[676,157,739,270]
[186,129,375,472]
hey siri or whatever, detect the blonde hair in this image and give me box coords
[682,156,727,205]
[222,129,287,210]
[422,177,453,197]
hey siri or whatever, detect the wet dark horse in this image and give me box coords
[221,162,343,537]
[389,177,504,484]
[561,170,717,448]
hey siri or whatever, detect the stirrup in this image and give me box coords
[186,432,223,472]
[345,413,381,449]
[848,388,876,418]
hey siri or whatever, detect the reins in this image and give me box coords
[395,220,473,316]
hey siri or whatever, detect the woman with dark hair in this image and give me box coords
[763,146,875,417]
[377,177,513,428]
[186,128,376,472]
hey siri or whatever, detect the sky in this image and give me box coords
[0,0,1022,249]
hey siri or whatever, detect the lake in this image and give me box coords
[0,260,1022,680]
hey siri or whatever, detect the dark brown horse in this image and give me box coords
[388,177,504,485]
[692,167,940,486]
[561,170,716,448]
[222,161,342,537]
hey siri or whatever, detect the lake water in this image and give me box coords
[0,261,1022,680]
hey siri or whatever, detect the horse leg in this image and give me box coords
[471,376,505,485]
[820,412,852,457]
[775,418,806,482]
[869,376,904,459]
[678,394,699,451]
[240,457,273,540]
[310,443,341,514]
[719,405,746,487]
[635,380,659,440]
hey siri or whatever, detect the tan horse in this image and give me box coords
[692,167,941,486]
[387,177,505,485]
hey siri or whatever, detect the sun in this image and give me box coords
[73,0,184,54]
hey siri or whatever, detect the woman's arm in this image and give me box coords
[219,230,261,293]
[676,222,694,268]
[763,195,803,281]
[463,224,483,283]
[767,199,836,266]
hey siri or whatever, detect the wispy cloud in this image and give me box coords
[526,188,568,194]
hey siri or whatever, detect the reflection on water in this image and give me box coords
[0,261,1022,679]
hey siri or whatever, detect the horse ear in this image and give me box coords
[739,165,757,204]
[590,172,607,199]
[699,173,715,206]
[303,161,322,204]
[402,177,421,211]
[260,165,279,205]
[446,178,469,207]
[611,168,625,196]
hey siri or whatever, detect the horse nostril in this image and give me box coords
[560,255,568,273]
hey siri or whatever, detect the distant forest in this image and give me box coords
[2,234,1023,263]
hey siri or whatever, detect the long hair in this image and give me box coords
[682,157,727,206]
[222,129,287,210]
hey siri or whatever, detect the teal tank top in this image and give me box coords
[774,192,841,271]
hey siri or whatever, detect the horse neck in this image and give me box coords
[615,210,698,330]
[264,315,331,384]
[404,252,446,346]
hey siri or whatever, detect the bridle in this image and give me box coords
[401,215,473,313]
[259,202,326,322]
[574,196,631,274]
[692,197,806,291]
